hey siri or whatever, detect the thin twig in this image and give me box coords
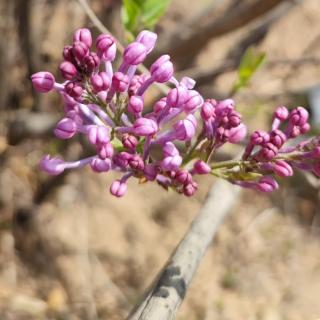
[128,179,240,320]
[76,0,169,95]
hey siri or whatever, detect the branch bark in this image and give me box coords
[128,179,240,320]
[155,0,289,69]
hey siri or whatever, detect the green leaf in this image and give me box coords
[121,0,141,34]
[141,0,171,28]
[233,47,266,93]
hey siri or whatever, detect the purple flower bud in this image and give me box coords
[63,45,75,62]
[90,72,111,93]
[163,142,179,157]
[150,55,174,83]
[166,86,188,108]
[59,61,78,80]
[128,74,147,96]
[269,129,286,148]
[250,130,270,145]
[65,82,83,100]
[174,114,197,141]
[72,41,89,62]
[153,97,167,114]
[215,99,235,117]
[97,142,114,159]
[133,118,158,136]
[96,34,116,61]
[161,155,182,171]
[124,42,147,65]
[274,106,289,121]
[193,160,211,175]
[128,95,144,114]
[113,152,132,168]
[39,155,65,175]
[183,181,198,197]
[229,124,247,144]
[201,100,216,121]
[289,106,309,126]
[180,77,196,89]
[228,110,241,128]
[83,52,100,73]
[256,142,278,161]
[256,176,278,192]
[175,169,192,184]
[90,157,111,172]
[300,123,310,134]
[183,90,204,113]
[144,164,158,181]
[136,30,157,54]
[122,134,138,150]
[88,125,110,145]
[54,118,77,139]
[31,72,55,93]
[73,28,92,48]
[110,180,127,197]
[129,154,144,171]
[273,160,293,177]
[112,72,129,92]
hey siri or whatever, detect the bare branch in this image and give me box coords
[128,179,240,320]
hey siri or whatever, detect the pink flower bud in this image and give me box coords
[133,118,158,136]
[161,155,182,171]
[90,72,111,93]
[163,142,179,157]
[31,72,55,93]
[183,181,198,197]
[128,95,144,114]
[128,74,147,96]
[59,61,77,80]
[39,155,65,175]
[229,124,247,143]
[228,110,241,128]
[129,154,144,171]
[193,160,211,175]
[136,30,157,54]
[175,170,192,184]
[274,106,289,121]
[144,164,158,181]
[153,97,167,114]
[83,52,100,73]
[124,42,147,65]
[166,86,188,108]
[180,77,196,89]
[96,34,116,61]
[110,180,127,197]
[73,28,92,48]
[54,118,77,139]
[257,143,278,161]
[273,160,293,177]
[113,152,132,168]
[269,129,286,148]
[215,99,235,116]
[90,158,111,172]
[201,100,216,121]
[97,142,114,159]
[289,106,309,126]
[183,90,204,113]
[150,55,174,83]
[72,41,89,62]
[112,72,129,92]
[88,125,110,145]
[300,123,310,134]
[174,114,197,141]
[63,45,75,62]
[250,130,270,145]
[122,134,138,150]
[65,82,83,100]
[256,176,278,192]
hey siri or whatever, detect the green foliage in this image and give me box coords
[233,47,266,93]
[121,0,171,37]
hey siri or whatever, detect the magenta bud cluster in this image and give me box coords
[32,28,320,197]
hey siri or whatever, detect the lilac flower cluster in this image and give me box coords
[31,28,320,197]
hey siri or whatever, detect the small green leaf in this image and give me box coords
[233,47,266,93]
[121,0,141,34]
[141,0,171,28]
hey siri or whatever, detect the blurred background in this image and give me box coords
[1,0,320,319]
